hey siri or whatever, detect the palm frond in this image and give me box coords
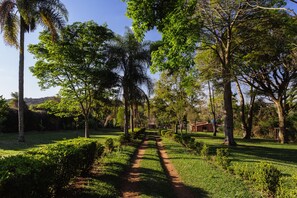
[3,12,19,47]
[0,0,19,46]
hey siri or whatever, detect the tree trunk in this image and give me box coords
[223,68,236,146]
[208,81,217,136]
[130,104,134,133]
[123,89,129,137]
[18,18,25,143]
[274,100,288,144]
[84,118,89,138]
[235,79,249,138]
[179,120,183,134]
[245,91,255,139]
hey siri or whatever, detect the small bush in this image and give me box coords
[232,163,254,180]
[165,130,174,138]
[253,162,282,195]
[194,141,203,154]
[173,134,182,143]
[215,148,231,170]
[118,134,130,146]
[200,143,209,159]
[128,128,146,139]
[0,138,103,197]
[277,174,297,198]
[181,135,195,148]
[160,130,167,137]
[104,138,115,153]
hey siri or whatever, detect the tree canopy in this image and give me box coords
[29,21,117,138]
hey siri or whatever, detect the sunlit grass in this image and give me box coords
[184,132,297,195]
[162,138,260,198]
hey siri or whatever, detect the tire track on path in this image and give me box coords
[156,137,195,198]
[122,139,148,198]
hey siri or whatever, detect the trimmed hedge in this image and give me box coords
[0,138,104,198]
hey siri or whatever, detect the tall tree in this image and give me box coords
[108,29,152,137]
[124,0,287,145]
[234,78,256,139]
[29,21,116,138]
[237,11,297,143]
[0,0,68,142]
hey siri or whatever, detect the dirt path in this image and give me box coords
[121,136,195,198]
[156,137,195,198]
[122,139,148,198]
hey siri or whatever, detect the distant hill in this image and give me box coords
[6,96,55,106]
[24,97,55,106]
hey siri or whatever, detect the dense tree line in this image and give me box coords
[124,0,297,144]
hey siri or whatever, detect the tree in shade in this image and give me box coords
[108,29,152,137]
[0,0,68,142]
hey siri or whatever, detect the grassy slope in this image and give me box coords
[162,138,260,198]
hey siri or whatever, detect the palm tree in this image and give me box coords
[109,29,153,137]
[0,0,68,142]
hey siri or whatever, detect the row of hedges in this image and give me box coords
[0,138,104,198]
[160,132,293,197]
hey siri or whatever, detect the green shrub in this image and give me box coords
[0,154,54,198]
[160,130,167,137]
[165,130,174,138]
[104,138,114,153]
[200,143,209,159]
[128,128,146,139]
[181,135,193,146]
[173,134,182,143]
[194,141,203,154]
[0,138,103,197]
[277,173,297,198]
[215,148,231,170]
[253,162,282,195]
[232,163,254,180]
[118,134,130,145]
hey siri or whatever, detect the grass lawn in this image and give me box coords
[183,132,297,196]
[162,138,259,198]
[190,132,297,175]
[0,128,123,157]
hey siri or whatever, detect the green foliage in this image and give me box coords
[215,148,231,170]
[0,154,54,197]
[253,162,282,195]
[128,127,146,139]
[200,143,209,159]
[118,134,130,146]
[116,107,125,128]
[277,173,297,198]
[0,138,103,197]
[29,21,117,137]
[233,162,282,196]
[232,163,254,181]
[160,129,168,137]
[0,96,8,132]
[104,138,114,153]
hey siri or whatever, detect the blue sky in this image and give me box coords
[0,1,296,99]
[0,0,161,99]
